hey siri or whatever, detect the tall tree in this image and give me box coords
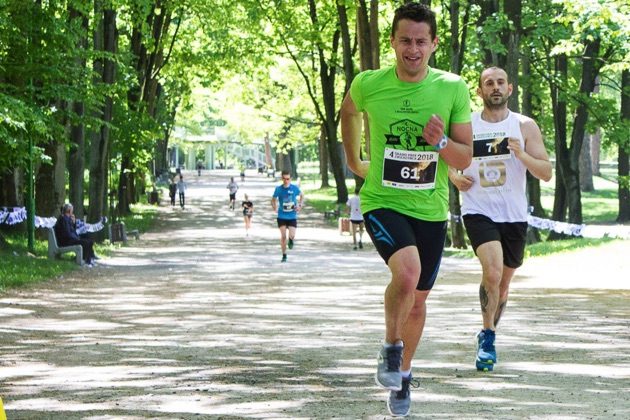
[617,69,630,222]
[88,2,117,223]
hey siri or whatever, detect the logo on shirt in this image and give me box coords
[385,119,430,150]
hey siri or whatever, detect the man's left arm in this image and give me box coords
[510,118,552,182]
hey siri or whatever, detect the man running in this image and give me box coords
[271,170,304,263]
[346,187,365,250]
[341,2,472,416]
[449,66,552,372]
[226,177,239,210]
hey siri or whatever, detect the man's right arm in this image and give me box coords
[341,92,369,179]
[448,166,474,192]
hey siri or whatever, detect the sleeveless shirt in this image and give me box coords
[461,111,528,222]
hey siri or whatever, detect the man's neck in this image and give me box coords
[481,107,510,123]
[395,66,429,83]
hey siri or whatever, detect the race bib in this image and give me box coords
[472,133,511,162]
[382,148,438,190]
[282,201,295,212]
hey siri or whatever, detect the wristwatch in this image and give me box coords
[435,134,449,151]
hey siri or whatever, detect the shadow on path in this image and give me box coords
[1,170,629,419]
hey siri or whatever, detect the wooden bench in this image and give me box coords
[324,207,341,220]
[47,228,83,265]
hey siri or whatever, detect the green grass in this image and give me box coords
[0,234,77,291]
[541,174,620,224]
[0,203,159,293]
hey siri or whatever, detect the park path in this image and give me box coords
[1,170,629,419]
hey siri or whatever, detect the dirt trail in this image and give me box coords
[1,170,629,419]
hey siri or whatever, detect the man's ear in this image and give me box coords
[432,36,439,52]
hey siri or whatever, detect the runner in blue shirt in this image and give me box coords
[271,170,304,262]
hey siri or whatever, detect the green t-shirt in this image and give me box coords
[350,65,471,221]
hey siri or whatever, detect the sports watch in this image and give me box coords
[435,134,449,151]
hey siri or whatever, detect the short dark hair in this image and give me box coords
[281,170,291,177]
[478,66,509,87]
[391,2,437,40]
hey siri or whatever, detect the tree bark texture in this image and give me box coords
[618,69,630,222]
[88,4,116,223]
[68,5,89,219]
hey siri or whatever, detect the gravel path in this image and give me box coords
[1,170,629,419]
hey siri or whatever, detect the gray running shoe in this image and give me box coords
[375,343,403,390]
[387,374,418,417]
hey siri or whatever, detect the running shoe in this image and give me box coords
[387,374,418,417]
[281,254,287,263]
[476,329,497,371]
[376,342,403,390]
[288,238,294,249]
[359,240,363,249]
[353,245,358,250]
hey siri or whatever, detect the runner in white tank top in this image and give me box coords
[449,67,552,373]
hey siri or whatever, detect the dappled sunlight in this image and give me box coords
[2,171,629,418]
[506,362,630,377]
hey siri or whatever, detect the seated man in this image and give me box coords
[54,203,96,266]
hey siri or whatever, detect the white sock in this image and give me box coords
[400,369,411,378]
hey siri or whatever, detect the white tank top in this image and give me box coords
[461,111,528,222]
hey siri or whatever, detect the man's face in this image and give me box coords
[478,68,512,109]
[282,174,291,186]
[390,19,437,82]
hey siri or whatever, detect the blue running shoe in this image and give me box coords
[376,342,403,390]
[387,374,419,417]
[476,329,497,371]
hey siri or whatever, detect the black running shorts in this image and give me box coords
[463,213,528,268]
[277,218,297,228]
[363,208,447,291]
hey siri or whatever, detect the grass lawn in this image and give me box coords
[0,203,158,292]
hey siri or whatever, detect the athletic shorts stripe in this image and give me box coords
[364,209,447,291]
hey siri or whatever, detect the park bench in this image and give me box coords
[47,228,83,265]
[324,206,341,220]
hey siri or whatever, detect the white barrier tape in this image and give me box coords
[450,211,628,240]
[1,207,106,233]
[527,215,584,236]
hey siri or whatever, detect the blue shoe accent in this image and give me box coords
[476,329,497,371]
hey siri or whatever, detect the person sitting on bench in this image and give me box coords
[54,203,96,266]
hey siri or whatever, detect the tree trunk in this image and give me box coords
[68,6,89,219]
[579,131,594,192]
[522,54,544,243]
[503,0,521,111]
[477,0,500,66]
[549,54,569,239]
[618,69,630,222]
[309,0,347,204]
[35,141,65,217]
[563,38,601,225]
[319,124,330,188]
[446,0,471,249]
[88,4,116,223]
[591,128,602,176]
